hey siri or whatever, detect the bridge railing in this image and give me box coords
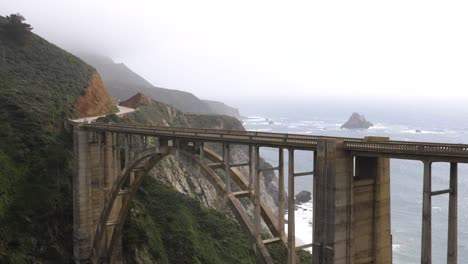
[83,123,468,157]
[345,141,468,156]
[83,123,359,146]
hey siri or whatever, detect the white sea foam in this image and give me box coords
[285,201,313,252]
[369,123,388,130]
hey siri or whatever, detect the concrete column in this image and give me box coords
[421,160,432,264]
[224,143,231,194]
[199,142,204,161]
[249,145,254,191]
[73,126,92,262]
[278,147,285,237]
[287,148,295,264]
[353,155,391,264]
[447,162,457,264]
[313,139,352,264]
[253,146,261,240]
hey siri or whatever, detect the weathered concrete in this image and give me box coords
[72,123,468,264]
[312,138,391,264]
[353,155,391,264]
[73,126,91,262]
[73,127,122,263]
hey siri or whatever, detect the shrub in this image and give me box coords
[0,13,33,45]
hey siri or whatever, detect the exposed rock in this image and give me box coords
[120,95,282,213]
[74,72,118,117]
[120,92,152,108]
[341,112,373,129]
[295,191,311,204]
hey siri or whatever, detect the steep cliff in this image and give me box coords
[202,100,241,119]
[116,94,281,212]
[74,72,118,117]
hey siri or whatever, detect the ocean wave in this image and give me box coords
[244,116,267,122]
[369,123,388,130]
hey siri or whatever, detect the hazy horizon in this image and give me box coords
[2,0,468,103]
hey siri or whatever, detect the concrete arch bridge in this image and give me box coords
[72,123,468,264]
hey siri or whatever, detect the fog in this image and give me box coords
[2,0,468,103]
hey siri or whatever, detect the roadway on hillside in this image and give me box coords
[71,105,136,123]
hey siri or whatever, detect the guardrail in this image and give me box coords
[83,123,468,158]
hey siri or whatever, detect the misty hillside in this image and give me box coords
[0,15,116,262]
[203,100,241,118]
[77,53,214,113]
[77,53,242,118]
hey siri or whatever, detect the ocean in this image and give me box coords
[231,97,468,263]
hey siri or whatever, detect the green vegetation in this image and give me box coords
[0,13,33,45]
[0,15,286,263]
[0,15,95,262]
[123,177,257,264]
[185,113,244,130]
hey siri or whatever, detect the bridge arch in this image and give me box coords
[90,146,173,263]
[88,140,286,264]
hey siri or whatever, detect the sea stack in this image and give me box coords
[341,112,373,129]
[295,191,312,204]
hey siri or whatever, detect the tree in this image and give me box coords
[0,13,33,45]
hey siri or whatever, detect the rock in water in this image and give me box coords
[341,112,373,129]
[295,191,312,204]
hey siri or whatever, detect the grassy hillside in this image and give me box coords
[123,177,256,264]
[0,16,116,262]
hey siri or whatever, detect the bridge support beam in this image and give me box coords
[254,146,261,241]
[278,148,285,238]
[313,139,353,264]
[447,162,457,264]
[421,160,432,264]
[224,143,231,194]
[287,148,295,264]
[353,155,392,264]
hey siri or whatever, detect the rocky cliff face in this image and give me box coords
[106,93,283,262]
[74,72,118,117]
[116,93,281,212]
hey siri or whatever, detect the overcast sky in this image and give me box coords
[2,0,468,102]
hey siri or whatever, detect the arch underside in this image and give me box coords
[91,144,289,264]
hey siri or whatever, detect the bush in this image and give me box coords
[0,13,33,45]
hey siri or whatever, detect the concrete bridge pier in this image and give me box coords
[312,138,391,264]
[73,126,123,263]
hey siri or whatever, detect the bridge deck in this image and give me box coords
[84,123,468,162]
